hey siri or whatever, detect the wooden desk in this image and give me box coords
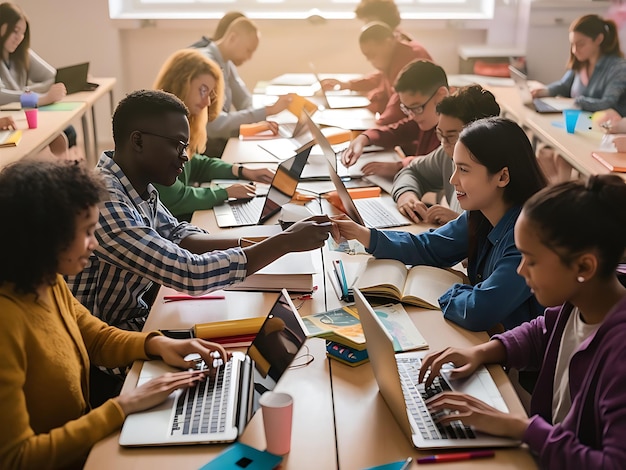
[487,85,617,179]
[0,77,115,170]
[0,101,87,170]
[85,284,337,470]
[331,308,537,470]
[61,77,116,166]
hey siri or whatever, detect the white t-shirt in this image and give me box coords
[552,307,600,424]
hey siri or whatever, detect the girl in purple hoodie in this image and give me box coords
[419,174,626,469]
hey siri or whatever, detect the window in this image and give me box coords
[108,0,495,21]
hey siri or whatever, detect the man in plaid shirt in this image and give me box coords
[67,90,331,401]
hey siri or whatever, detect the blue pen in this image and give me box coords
[335,259,349,299]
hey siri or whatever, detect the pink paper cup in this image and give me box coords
[24,108,38,129]
[259,391,293,455]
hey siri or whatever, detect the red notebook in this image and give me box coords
[591,151,626,173]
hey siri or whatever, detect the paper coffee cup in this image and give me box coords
[259,391,293,455]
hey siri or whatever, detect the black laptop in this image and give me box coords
[55,62,99,94]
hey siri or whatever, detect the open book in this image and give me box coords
[302,303,427,352]
[354,259,467,309]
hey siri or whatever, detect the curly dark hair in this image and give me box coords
[0,159,106,294]
[112,89,188,148]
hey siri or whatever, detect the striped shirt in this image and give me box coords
[67,152,247,332]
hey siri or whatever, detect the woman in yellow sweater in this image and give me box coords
[0,160,228,470]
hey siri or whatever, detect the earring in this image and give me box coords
[577,276,585,283]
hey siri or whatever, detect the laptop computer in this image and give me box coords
[508,65,575,113]
[213,145,312,228]
[119,289,307,446]
[354,288,521,449]
[55,62,99,94]
[310,63,370,109]
[301,109,399,181]
[326,159,410,229]
[258,110,314,159]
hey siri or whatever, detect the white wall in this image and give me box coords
[17,0,531,146]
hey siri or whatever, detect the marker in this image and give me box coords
[417,450,495,464]
[334,259,349,299]
[163,294,226,302]
[394,145,407,160]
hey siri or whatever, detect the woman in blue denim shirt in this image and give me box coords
[532,15,626,182]
[331,117,547,332]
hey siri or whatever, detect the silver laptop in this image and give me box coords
[508,65,575,113]
[120,289,307,447]
[301,109,399,183]
[258,110,314,159]
[355,288,520,449]
[309,63,371,110]
[213,145,311,228]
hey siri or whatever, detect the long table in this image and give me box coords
[487,85,618,179]
[0,77,115,170]
[85,85,537,469]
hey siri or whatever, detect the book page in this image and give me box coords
[372,303,428,352]
[354,258,407,298]
[402,265,465,309]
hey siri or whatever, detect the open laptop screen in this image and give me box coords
[247,292,308,413]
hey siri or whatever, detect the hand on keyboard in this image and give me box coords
[425,391,528,439]
[418,347,482,388]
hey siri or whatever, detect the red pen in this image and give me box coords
[417,450,495,464]
[163,294,226,302]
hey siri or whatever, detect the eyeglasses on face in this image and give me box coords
[199,84,218,102]
[435,129,460,145]
[400,90,438,117]
[139,130,189,157]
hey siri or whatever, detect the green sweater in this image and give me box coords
[155,153,235,220]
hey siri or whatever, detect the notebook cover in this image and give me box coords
[198,442,282,470]
[0,129,22,147]
[591,151,626,173]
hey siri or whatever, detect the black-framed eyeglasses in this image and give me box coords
[139,130,189,157]
[435,128,461,145]
[400,90,437,117]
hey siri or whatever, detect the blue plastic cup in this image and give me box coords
[20,91,38,109]
[563,109,581,134]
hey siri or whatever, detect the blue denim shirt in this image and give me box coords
[546,54,626,116]
[367,206,543,332]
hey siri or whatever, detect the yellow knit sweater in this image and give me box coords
[0,275,153,470]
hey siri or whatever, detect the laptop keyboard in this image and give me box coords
[170,360,233,436]
[230,198,263,225]
[396,357,476,441]
[354,199,408,228]
[532,98,558,113]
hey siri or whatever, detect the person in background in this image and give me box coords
[333,117,547,333]
[191,16,293,156]
[320,22,432,126]
[212,11,245,41]
[66,90,331,400]
[341,60,445,178]
[354,0,413,42]
[0,159,230,470]
[153,49,274,221]
[531,14,626,183]
[421,175,626,469]
[392,84,500,226]
[0,2,76,158]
